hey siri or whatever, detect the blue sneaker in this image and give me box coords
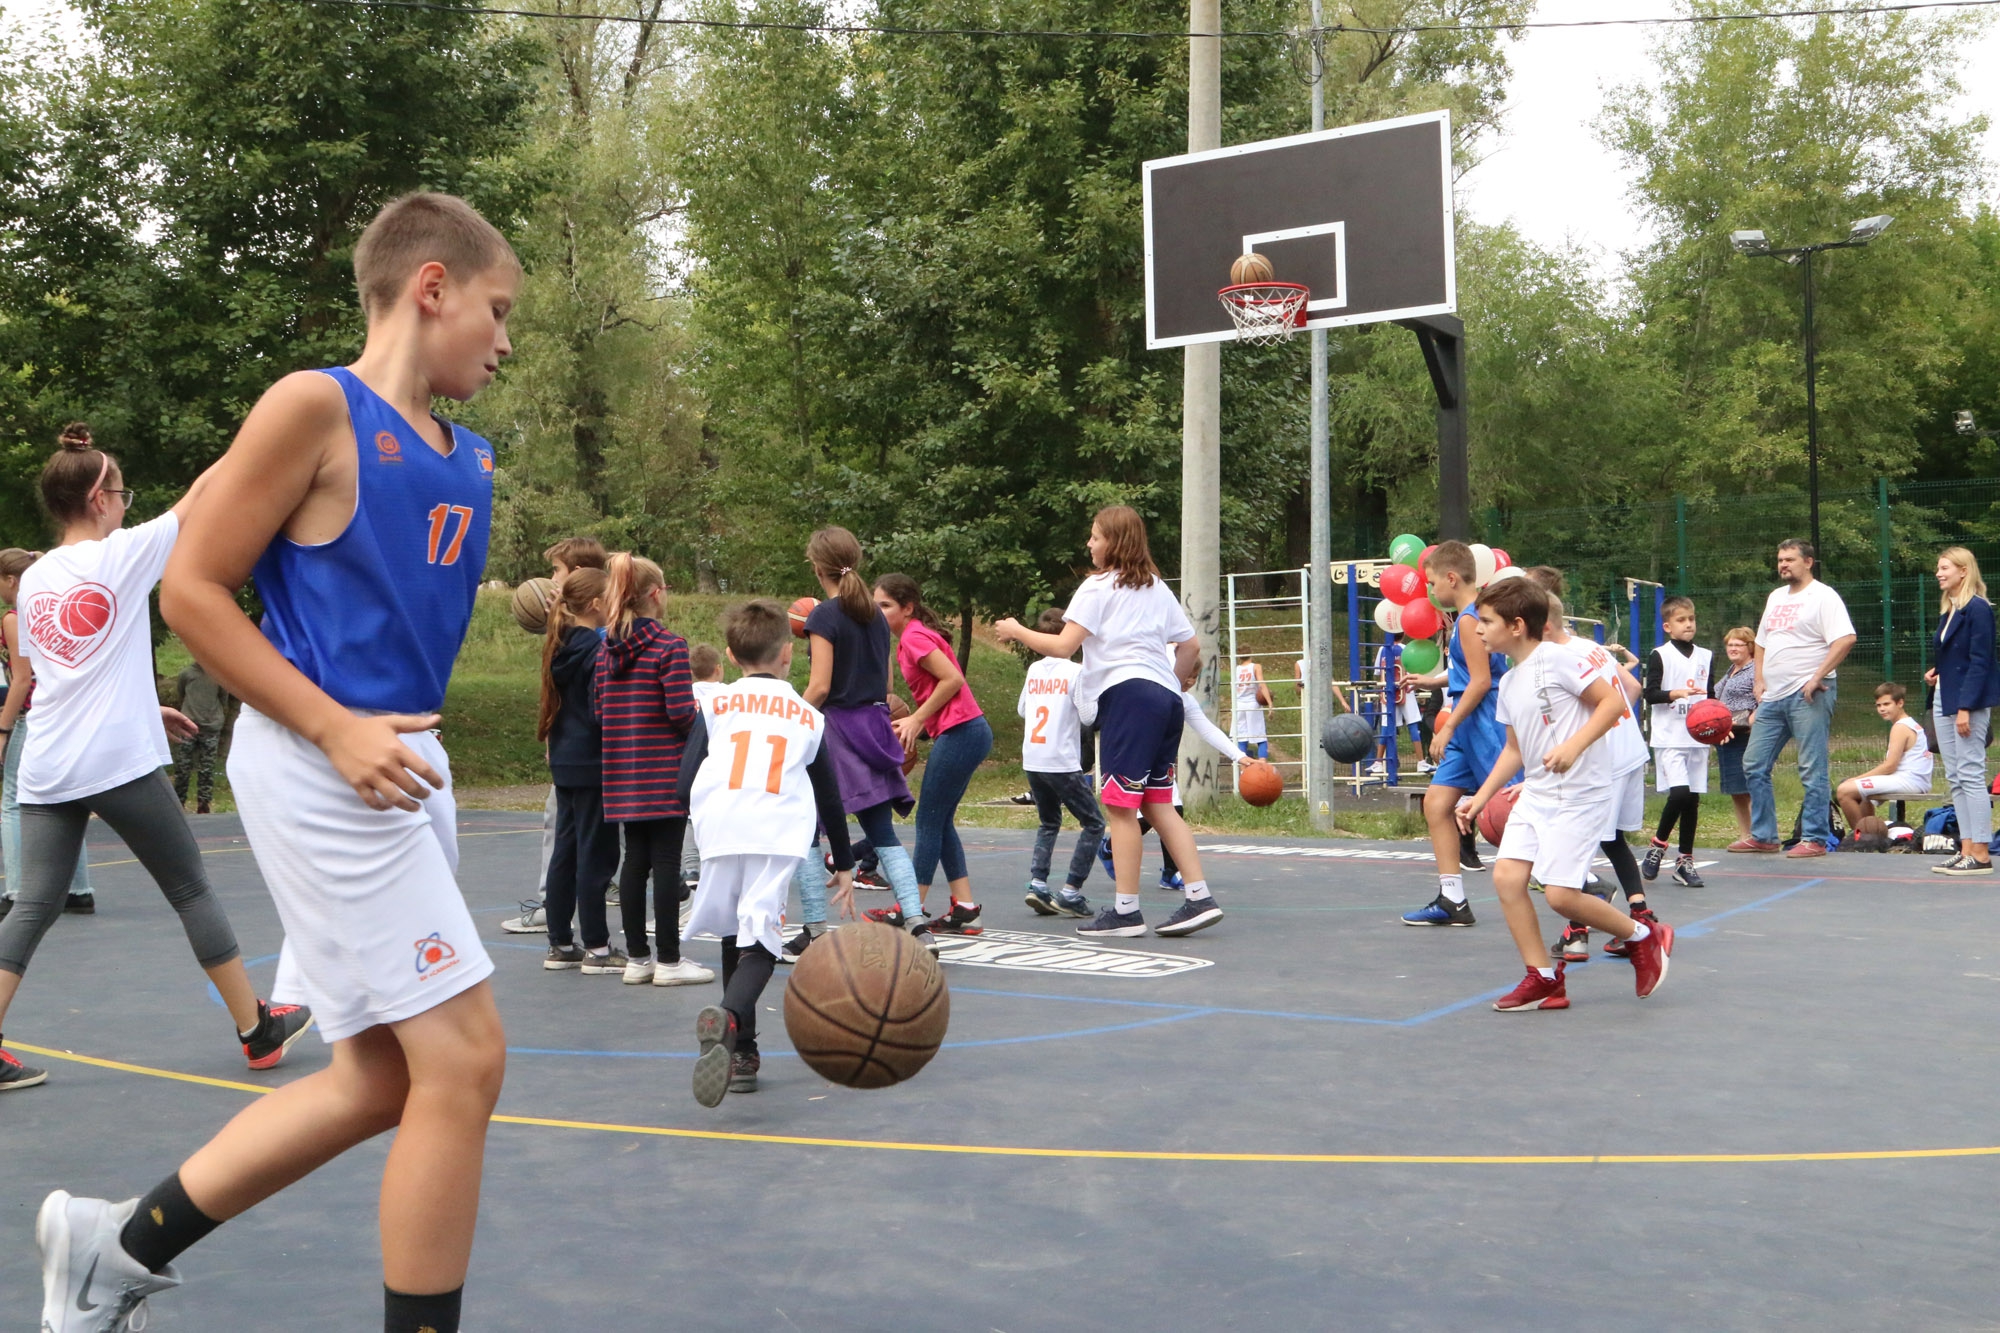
[1053,889,1093,918]
[1096,835,1116,879]
[1401,894,1476,927]
[1024,882,1059,916]
[1157,870,1185,892]
[1155,894,1222,936]
[1076,906,1146,938]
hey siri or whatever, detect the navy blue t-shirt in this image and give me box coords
[804,598,891,709]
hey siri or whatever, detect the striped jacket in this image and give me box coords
[593,617,695,821]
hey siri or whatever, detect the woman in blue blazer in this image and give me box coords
[1925,546,2000,874]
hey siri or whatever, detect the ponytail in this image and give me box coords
[538,567,609,741]
[806,525,873,626]
[874,573,944,633]
[602,552,665,642]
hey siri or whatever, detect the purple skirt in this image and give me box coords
[824,703,914,816]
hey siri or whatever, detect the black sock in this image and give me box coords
[385,1284,462,1333]
[120,1172,222,1275]
[723,943,776,1047]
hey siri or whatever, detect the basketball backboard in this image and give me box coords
[1142,110,1455,349]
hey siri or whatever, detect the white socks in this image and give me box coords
[1185,880,1212,901]
[1115,893,1140,913]
[1439,874,1466,905]
[1628,920,1651,942]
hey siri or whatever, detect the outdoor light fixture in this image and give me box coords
[1731,214,1896,561]
[1957,409,1978,437]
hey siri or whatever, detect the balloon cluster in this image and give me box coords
[1370,534,1515,677]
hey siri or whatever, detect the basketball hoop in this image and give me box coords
[1217,282,1309,345]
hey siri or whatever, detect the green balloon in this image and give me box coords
[1388,533,1425,566]
[1401,637,1442,676]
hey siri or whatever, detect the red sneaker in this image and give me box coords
[1784,841,1827,859]
[863,904,908,927]
[1493,964,1569,1012]
[1628,920,1675,998]
[1726,838,1782,853]
[1603,907,1655,958]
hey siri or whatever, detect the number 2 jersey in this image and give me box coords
[680,673,854,868]
[251,366,493,714]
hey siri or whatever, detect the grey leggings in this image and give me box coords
[0,769,240,976]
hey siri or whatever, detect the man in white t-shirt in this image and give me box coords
[1732,539,1857,857]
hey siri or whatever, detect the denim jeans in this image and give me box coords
[1934,696,1994,845]
[1745,682,1837,844]
[1027,769,1105,889]
[912,714,993,887]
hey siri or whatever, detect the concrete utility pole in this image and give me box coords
[1179,0,1223,808]
[1304,0,1335,831]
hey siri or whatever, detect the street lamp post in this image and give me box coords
[1730,215,1894,560]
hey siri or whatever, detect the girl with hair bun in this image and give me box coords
[789,527,931,956]
[0,426,310,1092]
[0,546,94,920]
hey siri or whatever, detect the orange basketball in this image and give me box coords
[1230,251,1275,285]
[1238,760,1284,807]
[789,596,818,638]
[1476,783,1522,848]
[783,920,949,1089]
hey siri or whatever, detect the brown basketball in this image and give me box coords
[510,577,555,634]
[783,920,949,1089]
[789,595,818,638]
[1238,760,1284,806]
[887,694,918,773]
[1851,815,1890,852]
[1230,251,1275,285]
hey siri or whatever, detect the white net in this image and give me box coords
[1218,282,1309,346]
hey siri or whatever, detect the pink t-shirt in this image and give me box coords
[897,620,983,738]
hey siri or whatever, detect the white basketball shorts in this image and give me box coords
[228,708,494,1043]
[1854,772,1931,799]
[1499,796,1612,891]
[1654,746,1710,794]
[1599,766,1646,839]
[684,852,799,958]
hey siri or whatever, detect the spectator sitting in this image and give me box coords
[1835,682,1933,829]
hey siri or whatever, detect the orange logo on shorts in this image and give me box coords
[414,933,461,979]
[376,431,403,463]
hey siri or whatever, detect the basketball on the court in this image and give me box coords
[1322,713,1375,765]
[784,920,949,1089]
[58,586,112,638]
[1230,251,1274,284]
[1851,815,1890,851]
[789,595,818,637]
[509,578,554,634]
[1686,699,1733,745]
[1239,760,1283,806]
[1476,783,1521,847]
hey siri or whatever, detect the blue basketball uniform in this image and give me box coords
[230,366,497,1042]
[1432,601,1512,792]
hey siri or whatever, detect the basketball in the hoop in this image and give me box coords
[1230,251,1275,285]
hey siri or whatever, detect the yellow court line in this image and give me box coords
[14,1042,2000,1166]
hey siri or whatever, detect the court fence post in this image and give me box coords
[1877,478,1894,685]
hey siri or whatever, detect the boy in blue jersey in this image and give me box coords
[36,194,517,1333]
[1403,541,1513,927]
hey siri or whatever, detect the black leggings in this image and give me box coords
[619,817,686,962]
[721,937,776,1050]
[1655,788,1699,856]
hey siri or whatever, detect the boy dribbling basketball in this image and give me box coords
[1457,579,1675,1012]
[38,193,515,1333]
[678,600,855,1106]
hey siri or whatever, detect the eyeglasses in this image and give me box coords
[99,489,133,503]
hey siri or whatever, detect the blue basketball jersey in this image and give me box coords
[1445,600,1509,701]
[253,367,493,714]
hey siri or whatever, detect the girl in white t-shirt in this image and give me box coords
[994,505,1222,940]
[0,426,310,1092]
[1837,681,1935,828]
[0,546,92,915]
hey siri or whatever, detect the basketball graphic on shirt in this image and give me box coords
[22,582,118,668]
[58,585,112,638]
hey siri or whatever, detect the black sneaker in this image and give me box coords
[863,903,910,928]
[544,944,585,970]
[1052,888,1093,919]
[1008,790,1036,806]
[244,1001,314,1070]
[0,1043,47,1090]
[931,901,982,934]
[910,924,942,955]
[781,928,819,964]
[63,893,94,915]
[580,948,630,975]
[1025,883,1059,915]
[1459,833,1486,872]
[729,1048,761,1093]
[693,1005,737,1108]
[1555,924,1590,963]
[1077,906,1146,938]
[1155,894,1223,936]
[1642,840,1667,881]
[1401,894,1477,927]
[1672,856,1705,888]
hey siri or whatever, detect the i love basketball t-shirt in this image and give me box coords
[17,513,179,803]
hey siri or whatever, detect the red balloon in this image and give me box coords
[1418,543,1436,572]
[1380,564,1425,605]
[1399,597,1443,641]
[1492,548,1512,570]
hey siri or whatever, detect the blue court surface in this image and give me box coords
[4,811,1996,1330]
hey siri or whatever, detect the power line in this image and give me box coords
[283,0,2000,41]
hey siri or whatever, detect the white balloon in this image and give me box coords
[1373,598,1404,635]
[1470,543,1498,587]
[1486,565,1524,585]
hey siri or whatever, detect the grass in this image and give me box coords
[155,588,1929,847]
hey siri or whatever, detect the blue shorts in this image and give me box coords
[1097,679,1183,809]
[1432,702,1508,793]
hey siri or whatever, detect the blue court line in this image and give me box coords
[203,952,282,1009]
[507,1009,1212,1061]
[1674,877,1824,938]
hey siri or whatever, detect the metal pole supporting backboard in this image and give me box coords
[1304,0,1335,830]
[1178,0,1223,809]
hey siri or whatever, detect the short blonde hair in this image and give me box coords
[353,192,518,316]
[1939,546,1987,615]
[1724,626,1755,651]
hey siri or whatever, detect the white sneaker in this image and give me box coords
[1366,761,1385,776]
[1416,760,1435,774]
[500,901,546,934]
[622,955,656,985]
[38,1191,181,1332]
[651,958,715,987]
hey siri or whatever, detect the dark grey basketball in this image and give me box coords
[1322,713,1376,765]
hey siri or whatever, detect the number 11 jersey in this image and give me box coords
[688,674,827,860]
